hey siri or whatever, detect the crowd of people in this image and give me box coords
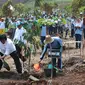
[0,11,85,74]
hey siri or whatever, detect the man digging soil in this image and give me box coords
[0,34,22,73]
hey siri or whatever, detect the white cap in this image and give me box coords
[55,20,58,23]
[80,12,83,14]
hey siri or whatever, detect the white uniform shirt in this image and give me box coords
[0,38,16,55]
[74,21,83,35]
[1,21,5,29]
[13,27,26,43]
[0,21,5,29]
[74,21,82,27]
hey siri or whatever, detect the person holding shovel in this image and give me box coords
[0,34,22,73]
[39,34,62,70]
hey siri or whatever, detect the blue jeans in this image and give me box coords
[75,34,82,48]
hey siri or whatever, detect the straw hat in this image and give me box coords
[44,35,54,44]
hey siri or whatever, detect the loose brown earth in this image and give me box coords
[0,40,85,85]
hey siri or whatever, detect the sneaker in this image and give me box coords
[58,69,63,72]
[3,60,10,71]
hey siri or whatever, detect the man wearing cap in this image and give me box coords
[13,23,27,62]
[39,34,62,69]
[13,23,26,43]
[0,34,22,73]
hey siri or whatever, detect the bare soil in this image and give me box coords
[0,43,85,85]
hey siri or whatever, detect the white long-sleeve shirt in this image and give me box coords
[0,38,16,55]
[74,21,83,35]
[13,27,26,43]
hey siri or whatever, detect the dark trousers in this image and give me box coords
[15,44,26,62]
[0,53,3,70]
[71,24,75,38]
[71,29,74,38]
[51,57,62,77]
[49,28,53,35]
[52,57,62,69]
[0,51,22,73]
[83,29,85,39]
[15,44,22,58]
[75,34,82,48]
[65,29,69,38]
[40,36,46,50]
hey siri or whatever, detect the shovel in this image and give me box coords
[2,60,10,71]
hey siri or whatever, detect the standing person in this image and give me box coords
[13,23,26,62]
[0,18,5,34]
[82,14,85,52]
[74,18,83,49]
[39,34,62,70]
[64,17,71,39]
[40,24,47,50]
[71,16,75,38]
[83,14,85,39]
[13,23,26,43]
[48,25,54,35]
[0,34,22,73]
[5,17,9,29]
[8,19,16,39]
[65,23,69,38]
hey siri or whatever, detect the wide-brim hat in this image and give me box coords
[44,35,54,44]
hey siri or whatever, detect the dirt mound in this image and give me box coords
[73,64,85,73]
[63,57,83,67]
[0,81,26,85]
[63,57,85,73]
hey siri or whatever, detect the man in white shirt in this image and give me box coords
[0,34,22,73]
[13,24,26,62]
[13,23,26,43]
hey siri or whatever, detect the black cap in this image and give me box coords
[0,34,7,41]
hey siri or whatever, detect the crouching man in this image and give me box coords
[0,34,22,73]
